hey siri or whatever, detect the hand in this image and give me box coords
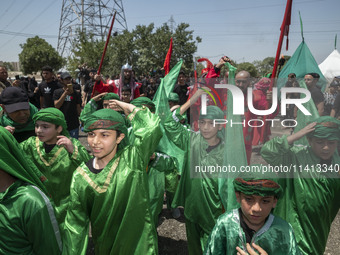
[216,56,231,69]
[94,74,102,81]
[34,87,39,93]
[150,153,156,160]
[108,100,135,116]
[287,122,316,145]
[92,92,108,102]
[4,126,15,134]
[236,243,268,255]
[12,80,21,87]
[65,87,73,95]
[56,136,74,154]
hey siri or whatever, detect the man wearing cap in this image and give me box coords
[304,72,324,116]
[204,177,300,255]
[0,126,62,254]
[38,66,62,108]
[114,63,140,101]
[53,72,82,139]
[0,86,38,142]
[261,116,340,255]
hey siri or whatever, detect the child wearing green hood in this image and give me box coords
[20,107,90,232]
[261,116,340,255]
[63,100,162,254]
[204,177,300,255]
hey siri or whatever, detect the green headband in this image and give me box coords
[33,107,70,137]
[83,108,128,148]
[199,105,225,120]
[307,116,340,141]
[131,97,156,113]
[234,177,283,199]
[102,93,120,101]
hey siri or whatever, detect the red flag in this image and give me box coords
[271,0,293,83]
[163,38,173,75]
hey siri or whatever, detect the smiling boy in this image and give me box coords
[261,116,340,255]
[204,178,300,255]
[20,108,90,233]
[63,100,162,254]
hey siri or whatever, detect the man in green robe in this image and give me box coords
[261,116,340,255]
[20,108,90,232]
[0,126,62,254]
[204,177,300,255]
[63,100,162,255]
[163,88,226,254]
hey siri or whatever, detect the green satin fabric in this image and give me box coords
[204,209,300,255]
[63,108,162,255]
[261,135,340,255]
[163,109,224,252]
[20,136,90,233]
[0,180,62,255]
[148,152,178,227]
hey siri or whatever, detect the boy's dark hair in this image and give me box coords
[178,71,186,77]
[41,66,53,73]
[121,86,131,93]
[307,73,320,79]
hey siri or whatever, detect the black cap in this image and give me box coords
[307,72,320,79]
[0,87,29,113]
[61,72,72,79]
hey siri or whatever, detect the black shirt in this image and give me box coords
[332,93,340,118]
[173,84,189,105]
[309,86,324,106]
[86,158,103,174]
[84,79,95,103]
[53,88,81,130]
[239,208,257,243]
[38,80,62,108]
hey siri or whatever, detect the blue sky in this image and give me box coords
[0,0,339,66]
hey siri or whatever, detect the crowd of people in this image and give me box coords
[0,58,339,255]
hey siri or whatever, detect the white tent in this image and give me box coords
[318,49,340,85]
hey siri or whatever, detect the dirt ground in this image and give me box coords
[81,125,339,255]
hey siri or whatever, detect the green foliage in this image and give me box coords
[68,22,201,77]
[253,57,275,76]
[19,36,64,74]
[236,62,258,77]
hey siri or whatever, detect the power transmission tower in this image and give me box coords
[168,15,175,33]
[57,0,128,58]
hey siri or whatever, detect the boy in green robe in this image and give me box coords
[261,116,340,255]
[20,107,90,233]
[163,87,226,254]
[63,100,162,255]
[204,177,300,255]
[0,126,62,254]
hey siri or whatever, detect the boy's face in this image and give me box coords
[199,119,222,141]
[236,192,277,231]
[87,129,125,161]
[308,137,338,160]
[35,120,62,144]
[121,91,131,103]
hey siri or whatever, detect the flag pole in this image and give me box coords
[270,0,293,89]
[91,11,117,98]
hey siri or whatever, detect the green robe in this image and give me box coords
[63,107,162,255]
[79,99,99,124]
[0,180,62,255]
[261,135,340,255]
[204,209,300,255]
[148,152,178,227]
[163,109,225,254]
[20,136,90,232]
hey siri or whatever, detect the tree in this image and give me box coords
[19,36,64,74]
[68,22,201,77]
[236,62,258,77]
[253,57,275,76]
[2,62,13,71]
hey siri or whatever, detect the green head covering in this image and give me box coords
[32,108,70,137]
[307,116,340,141]
[0,126,49,194]
[131,97,156,113]
[83,108,129,149]
[102,93,120,101]
[199,105,224,120]
[168,92,179,102]
[234,177,283,199]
